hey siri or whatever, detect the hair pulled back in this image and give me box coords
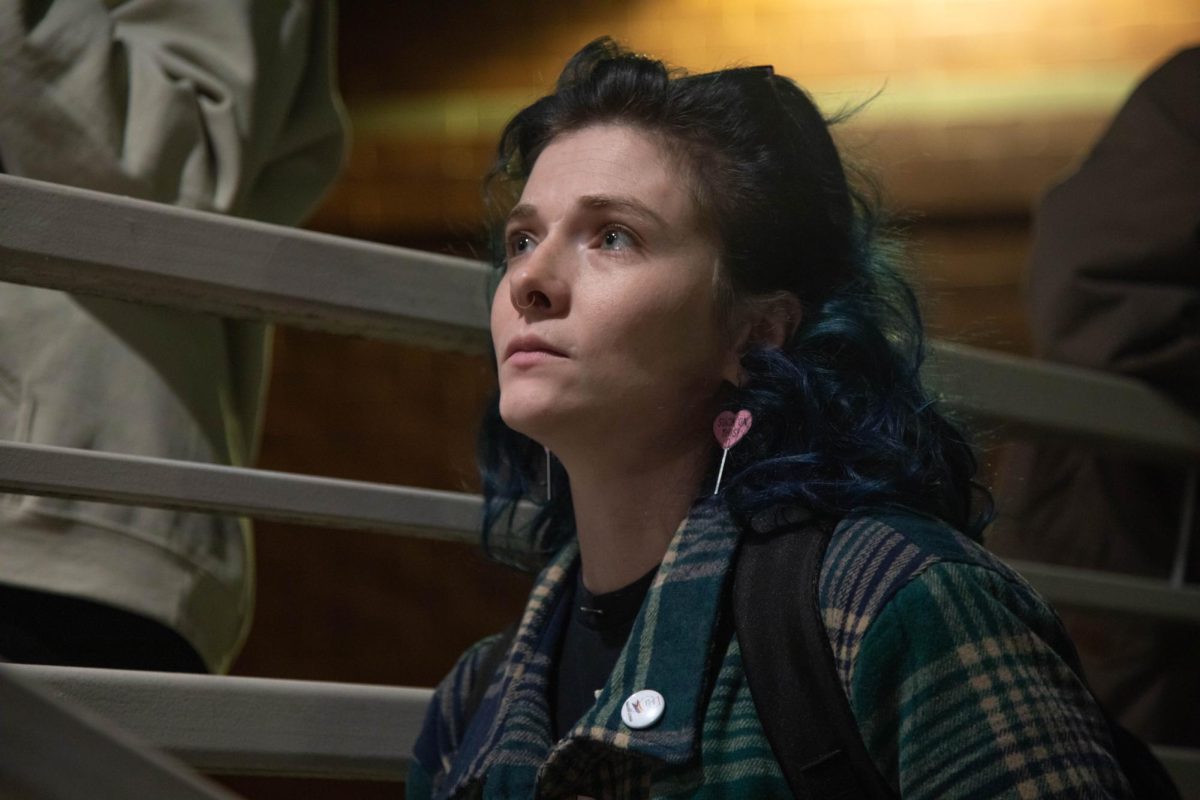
[479,38,988,566]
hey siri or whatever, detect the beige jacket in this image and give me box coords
[0,0,347,672]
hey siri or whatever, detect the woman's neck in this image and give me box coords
[561,438,711,595]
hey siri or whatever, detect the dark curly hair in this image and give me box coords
[478,38,989,567]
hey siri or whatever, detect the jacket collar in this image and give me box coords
[442,495,742,798]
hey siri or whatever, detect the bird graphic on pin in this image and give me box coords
[621,689,666,729]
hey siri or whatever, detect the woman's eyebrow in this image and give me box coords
[506,203,538,227]
[506,195,668,228]
[578,194,667,227]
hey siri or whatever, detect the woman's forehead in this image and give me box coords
[518,124,697,223]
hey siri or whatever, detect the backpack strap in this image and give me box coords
[733,516,897,800]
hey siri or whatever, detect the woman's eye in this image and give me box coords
[508,232,535,257]
[600,227,634,251]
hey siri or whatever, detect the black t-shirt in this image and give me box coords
[551,563,658,739]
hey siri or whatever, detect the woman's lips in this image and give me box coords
[506,349,567,367]
[503,335,567,365]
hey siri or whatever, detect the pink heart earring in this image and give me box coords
[712,409,753,495]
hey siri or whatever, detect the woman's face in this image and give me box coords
[491,124,740,457]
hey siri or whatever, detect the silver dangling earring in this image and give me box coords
[545,446,553,502]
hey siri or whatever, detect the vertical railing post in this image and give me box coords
[1170,465,1198,589]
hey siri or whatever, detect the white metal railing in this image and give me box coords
[3,174,1198,462]
[926,341,1200,462]
[2,664,429,781]
[1004,558,1200,623]
[3,172,1197,611]
[0,665,239,799]
[0,440,487,543]
[5,664,1197,790]
[0,439,1196,627]
[2,172,1198,794]
[0,173,492,351]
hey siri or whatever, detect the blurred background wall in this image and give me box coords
[219,2,1200,796]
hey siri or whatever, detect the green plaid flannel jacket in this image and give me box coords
[408,499,1131,799]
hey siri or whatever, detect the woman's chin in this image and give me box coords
[498,397,573,443]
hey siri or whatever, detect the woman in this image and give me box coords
[408,39,1131,799]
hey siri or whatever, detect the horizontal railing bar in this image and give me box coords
[927,341,1200,461]
[0,440,483,543]
[1155,746,1200,800]
[0,665,241,798]
[4,176,1199,465]
[1,440,1195,623]
[2,664,431,781]
[7,665,1198,795]
[0,173,492,352]
[1007,559,1200,625]
[2,175,1197,460]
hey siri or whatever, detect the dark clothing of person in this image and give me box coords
[0,584,207,672]
[552,564,656,739]
[989,46,1200,746]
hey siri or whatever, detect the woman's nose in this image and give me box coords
[508,243,569,315]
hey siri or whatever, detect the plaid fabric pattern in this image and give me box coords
[409,503,1131,799]
[827,511,1130,798]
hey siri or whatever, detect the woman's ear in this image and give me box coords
[720,347,745,386]
[748,292,803,350]
[722,292,802,385]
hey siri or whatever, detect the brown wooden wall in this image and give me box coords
[218,4,1200,796]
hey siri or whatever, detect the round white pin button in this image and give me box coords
[621,689,665,730]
